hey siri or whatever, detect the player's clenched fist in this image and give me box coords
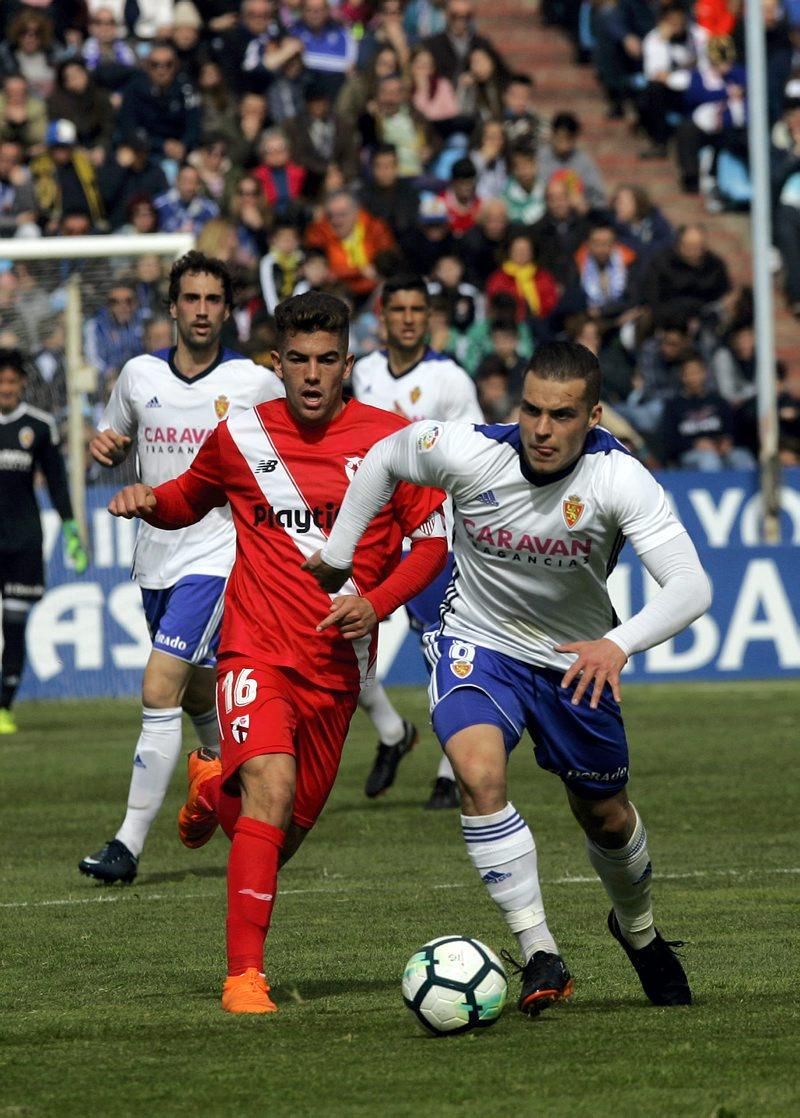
[90,428,132,467]
[108,484,158,519]
[302,548,352,592]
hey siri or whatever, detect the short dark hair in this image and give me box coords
[168,250,234,309]
[551,111,579,135]
[381,273,430,303]
[524,340,602,407]
[371,142,397,161]
[274,291,350,350]
[0,347,27,377]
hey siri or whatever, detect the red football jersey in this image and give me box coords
[152,398,444,691]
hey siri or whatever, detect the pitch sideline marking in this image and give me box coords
[1,866,798,911]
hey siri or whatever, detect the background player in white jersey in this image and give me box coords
[351,275,482,809]
[79,252,284,885]
[310,341,712,1014]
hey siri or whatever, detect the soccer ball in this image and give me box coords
[402,935,508,1036]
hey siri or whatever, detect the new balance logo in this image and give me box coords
[145,396,161,408]
[238,888,273,902]
[476,490,499,507]
[255,459,278,474]
[481,870,511,884]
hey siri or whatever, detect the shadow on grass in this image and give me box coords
[134,865,227,886]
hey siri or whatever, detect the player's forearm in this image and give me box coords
[364,537,448,621]
[144,478,213,529]
[604,533,712,657]
[321,436,407,568]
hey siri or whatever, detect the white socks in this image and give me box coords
[357,680,405,745]
[116,706,183,858]
[586,806,655,949]
[190,707,220,753]
[461,802,558,961]
[437,753,456,781]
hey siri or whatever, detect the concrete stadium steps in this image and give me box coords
[474,0,800,362]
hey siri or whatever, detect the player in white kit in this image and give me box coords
[351,275,483,809]
[79,252,284,884]
[309,341,712,1013]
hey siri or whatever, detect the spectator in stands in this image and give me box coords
[124,0,177,42]
[438,156,481,236]
[457,44,510,124]
[335,43,403,131]
[217,0,296,96]
[132,255,169,322]
[609,183,674,265]
[530,176,590,286]
[284,79,361,196]
[260,218,306,312]
[423,0,502,85]
[82,8,138,103]
[404,0,448,44]
[502,143,546,225]
[0,140,38,238]
[537,111,606,213]
[99,129,168,231]
[565,309,637,409]
[574,219,639,330]
[733,0,791,125]
[469,117,508,199]
[359,143,421,238]
[143,316,174,353]
[119,195,160,238]
[290,0,357,99]
[188,133,232,203]
[47,60,114,166]
[708,320,762,455]
[266,43,311,125]
[480,319,528,398]
[660,351,756,470]
[459,196,510,285]
[589,0,649,120]
[228,174,273,265]
[252,126,307,216]
[358,0,411,73]
[0,9,56,100]
[171,2,205,83]
[304,187,395,301]
[115,41,201,163]
[84,280,145,385]
[31,119,105,232]
[0,74,48,153]
[778,366,800,463]
[485,228,560,329]
[401,193,459,276]
[674,34,747,201]
[617,314,694,442]
[409,45,461,129]
[427,250,483,331]
[771,99,800,317]
[639,222,732,326]
[228,91,270,168]
[638,3,706,159]
[473,353,513,421]
[154,163,220,234]
[500,73,542,149]
[359,73,433,180]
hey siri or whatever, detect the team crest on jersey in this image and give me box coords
[451,659,473,679]
[417,423,442,453]
[344,455,362,481]
[562,494,585,529]
[214,395,230,419]
[18,426,34,450]
[410,387,421,405]
[231,714,250,743]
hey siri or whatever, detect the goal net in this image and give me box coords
[0,232,194,541]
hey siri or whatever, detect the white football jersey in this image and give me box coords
[351,348,483,424]
[100,347,284,588]
[356,420,687,671]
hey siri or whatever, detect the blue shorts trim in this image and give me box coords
[141,574,227,668]
[425,635,630,799]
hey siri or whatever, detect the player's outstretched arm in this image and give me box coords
[108,483,157,519]
[90,429,132,467]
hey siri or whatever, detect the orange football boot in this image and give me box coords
[177,747,221,848]
[221,968,278,1014]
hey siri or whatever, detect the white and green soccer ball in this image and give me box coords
[402,935,508,1036]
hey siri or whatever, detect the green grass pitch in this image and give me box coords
[1,683,798,1117]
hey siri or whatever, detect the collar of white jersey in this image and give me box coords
[474,422,629,487]
[154,346,247,385]
[385,346,448,380]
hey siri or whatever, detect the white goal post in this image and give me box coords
[0,232,194,544]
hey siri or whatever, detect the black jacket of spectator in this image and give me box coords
[359,178,421,239]
[115,73,202,155]
[530,210,589,285]
[458,224,506,286]
[639,244,730,322]
[401,224,460,277]
[99,157,169,231]
[660,388,737,465]
[422,29,503,84]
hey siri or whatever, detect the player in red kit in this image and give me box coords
[107,293,447,1014]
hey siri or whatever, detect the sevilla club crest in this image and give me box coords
[231,714,250,743]
[344,455,362,481]
[562,494,584,529]
[214,395,230,420]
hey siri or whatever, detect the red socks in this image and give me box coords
[197,771,242,839]
[226,816,285,976]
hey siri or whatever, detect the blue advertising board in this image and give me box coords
[15,468,800,699]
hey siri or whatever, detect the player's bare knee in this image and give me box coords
[569,788,632,847]
[239,753,296,828]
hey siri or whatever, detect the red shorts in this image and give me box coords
[216,656,359,830]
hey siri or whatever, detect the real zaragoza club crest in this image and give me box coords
[562,494,584,529]
[214,395,229,419]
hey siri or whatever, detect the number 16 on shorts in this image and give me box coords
[219,668,258,743]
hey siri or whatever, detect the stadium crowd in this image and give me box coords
[0,0,799,468]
